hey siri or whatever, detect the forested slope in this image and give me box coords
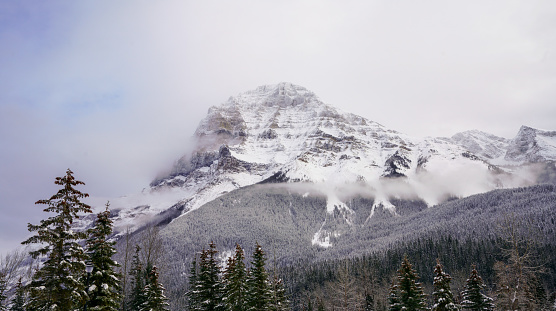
[148,183,556,309]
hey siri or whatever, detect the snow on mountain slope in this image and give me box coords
[505,126,556,163]
[143,83,512,247]
[451,130,510,164]
[96,83,555,247]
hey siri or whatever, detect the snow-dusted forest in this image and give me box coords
[1,169,556,311]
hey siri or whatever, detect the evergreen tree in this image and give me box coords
[364,291,374,311]
[22,169,92,311]
[460,265,494,311]
[268,276,288,311]
[432,260,459,311]
[388,255,427,311]
[186,255,200,311]
[0,272,7,311]
[140,266,169,311]
[222,244,248,311]
[246,242,271,311]
[129,245,146,311]
[388,280,402,311]
[197,242,225,311]
[268,248,288,311]
[9,277,25,311]
[86,203,122,311]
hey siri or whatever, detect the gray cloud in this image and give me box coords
[1,0,556,254]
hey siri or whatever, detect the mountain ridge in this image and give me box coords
[95,83,555,246]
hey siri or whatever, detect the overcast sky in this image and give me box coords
[1,1,555,254]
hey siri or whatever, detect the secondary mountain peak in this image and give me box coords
[505,125,556,163]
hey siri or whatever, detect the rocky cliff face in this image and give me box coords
[505,126,556,163]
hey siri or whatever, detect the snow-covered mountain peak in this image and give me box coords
[505,125,556,163]
[240,82,320,108]
[103,84,556,248]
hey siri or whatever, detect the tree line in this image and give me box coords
[186,241,288,311]
[283,232,555,310]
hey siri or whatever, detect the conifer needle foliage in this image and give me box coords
[86,203,122,311]
[22,169,92,311]
[388,255,427,311]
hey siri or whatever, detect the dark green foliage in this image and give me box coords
[141,266,169,311]
[129,245,146,311]
[86,203,122,311]
[246,242,272,311]
[268,275,288,311]
[388,255,427,311]
[432,260,459,311]
[9,278,25,311]
[186,255,200,311]
[22,169,92,311]
[364,292,374,311]
[460,266,494,311]
[222,244,248,311]
[197,242,225,311]
[388,281,401,311]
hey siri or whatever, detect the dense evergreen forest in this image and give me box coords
[1,170,555,310]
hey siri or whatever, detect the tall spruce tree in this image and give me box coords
[388,255,427,311]
[197,242,225,311]
[432,260,459,311]
[187,255,200,311]
[129,245,146,311]
[9,277,25,311]
[246,242,271,311]
[86,203,122,311]
[460,265,494,311]
[388,280,402,311]
[22,169,92,311]
[268,275,288,311]
[222,244,248,311]
[140,266,169,311]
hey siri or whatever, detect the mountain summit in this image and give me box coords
[101,83,555,247]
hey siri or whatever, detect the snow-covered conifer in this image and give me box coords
[223,244,248,311]
[268,275,288,311]
[197,242,225,311]
[186,255,200,311]
[9,278,25,311]
[460,265,494,311]
[388,255,427,311]
[129,245,146,310]
[86,203,122,311]
[22,169,92,311]
[246,242,271,311]
[432,260,459,311]
[140,266,169,311]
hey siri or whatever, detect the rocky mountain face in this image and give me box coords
[505,126,556,162]
[102,82,555,249]
[450,126,556,164]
